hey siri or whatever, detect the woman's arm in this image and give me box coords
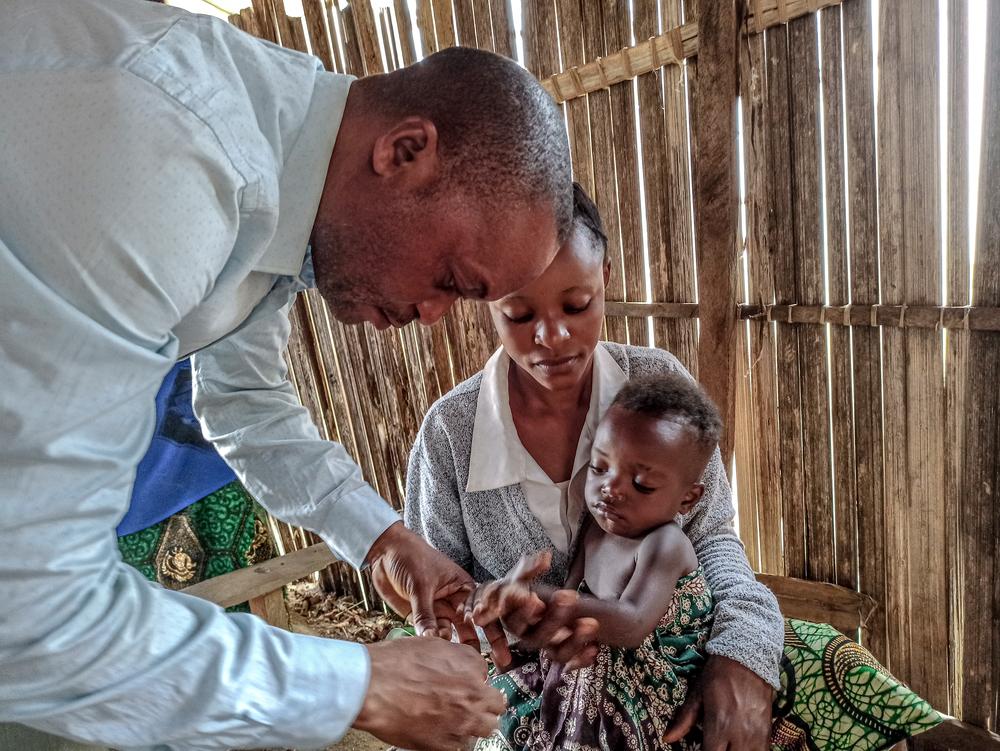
[683,449,784,687]
[403,409,475,575]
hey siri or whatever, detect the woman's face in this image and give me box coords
[489,225,609,393]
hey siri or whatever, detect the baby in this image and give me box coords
[470,370,722,750]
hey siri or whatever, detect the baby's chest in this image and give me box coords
[583,536,642,598]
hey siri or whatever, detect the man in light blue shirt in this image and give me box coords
[0,1,578,748]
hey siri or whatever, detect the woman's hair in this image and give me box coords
[611,372,722,449]
[572,182,609,261]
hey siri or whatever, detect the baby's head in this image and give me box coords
[585,371,722,538]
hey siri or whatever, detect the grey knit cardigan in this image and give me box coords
[404,342,784,688]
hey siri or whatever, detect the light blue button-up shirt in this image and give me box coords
[0,1,400,747]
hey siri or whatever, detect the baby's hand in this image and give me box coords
[458,552,552,667]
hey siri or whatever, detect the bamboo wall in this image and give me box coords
[225,0,999,736]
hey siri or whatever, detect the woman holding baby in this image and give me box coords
[398,185,939,751]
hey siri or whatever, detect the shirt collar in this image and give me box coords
[256,73,355,277]
[466,343,627,492]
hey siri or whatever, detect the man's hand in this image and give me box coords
[367,522,507,656]
[663,655,774,751]
[354,638,506,751]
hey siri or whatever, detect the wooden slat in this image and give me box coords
[249,588,291,630]
[184,543,337,609]
[555,0,594,193]
[765,24,807,579]
[841,1,886,667]
[788,14,835,583]
[302,0,335,71]
[392,0,417,66]
[602,0,647,347]
[878,1,949,707]
[820,3,858,591]
[943,0,970,722]
[659,0,698,373]
[430,0,457,49]
[452,0,478,46]
[740,14,784,576]
[582,2,627,345]
[414,0,438,56]
[352,0,383,76]
[489,0,514,58]
[960,0,1000,730]
[692,0,738,463]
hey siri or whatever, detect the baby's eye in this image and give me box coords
[588,463,607,475]
[633,480,656,494]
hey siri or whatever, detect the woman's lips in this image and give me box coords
[533,354,580,372]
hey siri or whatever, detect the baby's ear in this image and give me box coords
[678,483,705,514]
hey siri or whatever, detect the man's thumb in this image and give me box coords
[662,692,701,743]
[409,586,440,637]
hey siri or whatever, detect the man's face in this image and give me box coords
[312,192,559,329]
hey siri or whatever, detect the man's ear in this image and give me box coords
[371,117,439,183]
[678,483,705,514]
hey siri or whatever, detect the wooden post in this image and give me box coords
[693,0,740,465]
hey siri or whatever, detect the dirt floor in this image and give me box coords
[260,581,402,751]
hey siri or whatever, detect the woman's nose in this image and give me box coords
[534,317,570,347]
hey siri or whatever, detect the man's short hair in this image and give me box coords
[611,372,723,450]
[365,47,573,242]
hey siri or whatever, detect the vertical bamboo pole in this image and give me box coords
[820,4,858,591]
[582,4,628,345]
[842,0,887,663]
[693,0,739,465]
[943,0,969,721]
[789,14,835,583]
[660,0,698,373]
[766,24,807,578]
[877,1,947,705]
[555,0,595,193]
[741,17,785,576]
[961,1,1000,729]
[602,0,648,347]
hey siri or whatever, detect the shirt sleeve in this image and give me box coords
[403,409,475,576]
[0,72,371,750]
[683,449,785,689]
[189,279,400,569]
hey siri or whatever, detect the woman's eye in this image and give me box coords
[565,300,591,315]
[504,312,533,324]
[588,464,607,475]
[633,480,656,494]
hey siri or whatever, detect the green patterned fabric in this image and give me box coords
[117,481,275,613]
[770,619,941,751]
[478,612,941,751]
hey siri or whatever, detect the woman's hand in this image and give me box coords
[662,655,774,750]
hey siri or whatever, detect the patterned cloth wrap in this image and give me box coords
[117,481,275,613]
[478,577,941,751]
